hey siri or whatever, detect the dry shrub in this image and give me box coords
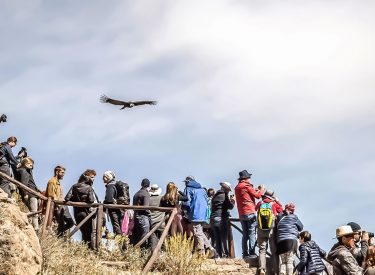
[40,233,146,275]
[154,234,215,275]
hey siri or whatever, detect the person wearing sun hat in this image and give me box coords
[327,225,363,274]
[148,184,165,251]
[210,181,235,258]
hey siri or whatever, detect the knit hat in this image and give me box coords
[141,178,150,188]
[347,222,362,233]
[103,171,116,182]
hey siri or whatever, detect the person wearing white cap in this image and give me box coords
[103,171,122,236]
[327,225,363,274]
[149,184,165,251]
[210,182,235,258]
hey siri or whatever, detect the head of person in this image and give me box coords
[347,222,362,243]
[183,175,195,185]
[220,182,232,193]
[103,170,116,185]
[238,169,252,183]
[336,225,356,249]
[299,231,312,244]
[164,182,178,203]
[7,136,17,148]
[141,178,150,189]
[262,189,275,201]
[365,246,375,268]
[54,166,66,180]
[285,203,295,214]
[149,184,162,196]
[20,157,34,170]
[207,188,215,198]
[79,169,96,185]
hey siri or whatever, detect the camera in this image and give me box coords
[18,147,28,158]
[369,232,374,238]
[0,114,7,123]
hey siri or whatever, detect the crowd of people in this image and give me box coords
[1,135,375,275]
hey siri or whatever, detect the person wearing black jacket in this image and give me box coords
[210,182,235,258]
[296,231,326,275]
[17,157,40,231]
[0,136,24,197]
[103,170,122,236]
[131,178,151,248]
[65,169,96,248]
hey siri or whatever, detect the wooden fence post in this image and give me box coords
[42,198,52,237]
[228,221,235,258]
[96,205,104,250]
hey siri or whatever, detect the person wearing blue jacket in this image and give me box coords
[182,175,217,258]
[276,203,304,275]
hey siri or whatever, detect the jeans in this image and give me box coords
[257,228,278,273]
[240,213,257,257]
[211,216,230,257]
[132,215,150,248]
[28,197,39,231]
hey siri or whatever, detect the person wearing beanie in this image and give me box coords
[347,222,370,266]
[275,202,303,275]
[103,170,122,236]
[131,178,151,248]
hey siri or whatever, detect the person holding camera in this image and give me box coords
[0,136,25,197]
[210,181,235,258]
[347,222,371,266]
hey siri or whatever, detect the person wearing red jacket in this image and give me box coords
[234,169,265,258]
[255,190,283,275]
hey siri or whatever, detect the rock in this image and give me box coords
[0,189,42,275]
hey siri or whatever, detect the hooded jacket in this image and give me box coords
[65,181,95,214]
[182,180,208,222]
[276,211,303,243]
[327,242,363,275]
[296,240,326,274]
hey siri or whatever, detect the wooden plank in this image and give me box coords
[228,221,235,258]
[134,219,164,248]
[96,205,103,250]
[47,200,54,227]
[143,208,177,273]
[41,198,52,237]
[0,171,47,200]
[68,209,97,238]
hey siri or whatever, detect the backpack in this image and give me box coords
[115,180,130,205]
[257,202,274,230]
[205,197,212,224]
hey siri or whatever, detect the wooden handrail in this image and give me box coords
[134,219,164,248]
[68,209,97,238]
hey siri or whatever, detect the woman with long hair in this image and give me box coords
[160,182,188,236]
[364,246,375,275]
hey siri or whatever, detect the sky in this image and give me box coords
[1,0,375,256]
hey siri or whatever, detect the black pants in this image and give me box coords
[0,162,11,197]
[211,216,230,257]
[56,206,75,236]
[132,215,150,248]
[107,209,122,235]
[74,209,94,248]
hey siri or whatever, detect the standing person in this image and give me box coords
[103,171,122,236]
[132,178,151,248]
[148,184,165,251]
[210,182,235,258]
[296,231,326,275]
[181,175,217,258]
[0,137,24,197]
[46,166,75,236]
[255,190,283,275]
[65,169,96,249]
[327,225,363,275]
[276,203,304,275]
[347,222,370,266]
[16,157,40,231]
[234,169,265,258]
[160,182,188,236]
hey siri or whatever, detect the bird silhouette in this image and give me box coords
[100,95,157,110]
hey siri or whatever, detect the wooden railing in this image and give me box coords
[0,171,175,273]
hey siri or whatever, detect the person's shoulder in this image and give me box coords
[47,177,58,184]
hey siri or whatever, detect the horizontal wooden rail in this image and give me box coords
[68,209,97,238]
[0,171,47,200]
